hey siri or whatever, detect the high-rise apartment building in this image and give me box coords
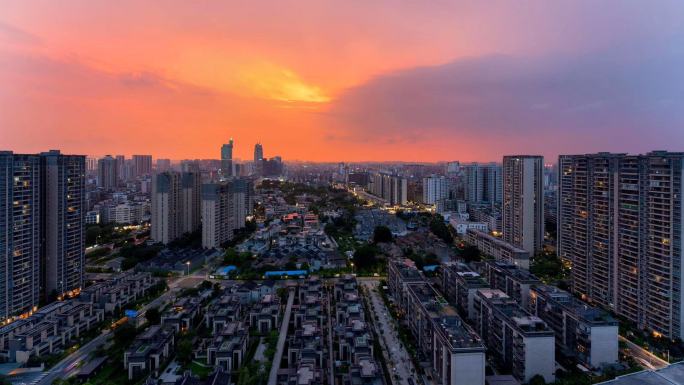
[151,171,201,244]
[368,173,407,206]
[558,151,684,339]
[151,172,181,244]
[463,163,502,204]
[40,151,86,300]
[97,155,118,191]
[156,158,172,173]
[85,157,98,174]
[115,155,125,182]
[221,138,234,177]
[502,155,544,254]
[422,175,447,205]
[132,155,153,178]
[180,172,201,234]
[202,183,233,249]
[0,150,85,321]
[0,152,41,320]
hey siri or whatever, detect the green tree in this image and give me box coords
[373,226,393,243]
[145,307,161,325]
[528,375,546,385]
[353,244,380,271]
[177,337,194,365]
[429,214,453,243]
[113,324,136,346]
[461,245,481,262]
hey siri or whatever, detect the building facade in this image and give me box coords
[463,163,502,204]
[132,155,152,178]
[502,155,544,254]
[0,150,85,321]
[40,151,86,300]
[423,175,448,205]
[97,155,118,191]
[558,151,684,339]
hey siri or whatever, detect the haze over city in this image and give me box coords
[2,1,684,161]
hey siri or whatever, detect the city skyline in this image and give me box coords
[2,1,684,162]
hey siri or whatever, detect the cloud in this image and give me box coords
[322,37,684,158]
[0,21,41,46]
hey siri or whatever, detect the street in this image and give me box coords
[619,335,669,370]
[360,279,419,385]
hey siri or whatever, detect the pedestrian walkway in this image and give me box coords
[267,288,295,385]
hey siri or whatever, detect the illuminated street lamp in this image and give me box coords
[186,261,190,276]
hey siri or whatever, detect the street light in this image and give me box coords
[186,261,190,276]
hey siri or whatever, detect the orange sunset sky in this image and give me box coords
[1,1,684,162]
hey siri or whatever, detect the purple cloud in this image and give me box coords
[323,36,684,159]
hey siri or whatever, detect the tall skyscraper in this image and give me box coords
[97,155,118,191]
[151,171,201,244]
[502,155,544,254]
[0,152,41,320]
[558,151,684,339]
[422,175,447,205]
[253,142,263,176]
[221,138,234,177]
[0,150,85,321]
[40,150,85,300]
[132,155,153,178]
[463,163,502,203]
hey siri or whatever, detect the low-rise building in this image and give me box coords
[161,297,203,333]
[403,282,486,385]
[481,261,540,309]
[205,321,249,372]
[465,229,530,269]
[387,258,424,312]
[8,302,105,363]
[249,294,281,333]
[472,289,555,383]
[441,262,489,320]
[124,325,175,380]
[529,284,619,368]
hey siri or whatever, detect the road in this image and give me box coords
[32,329,111,385]
[619,335,669,370]
[326,286,334,385]
[267,288,295,385]
[360,280,417,385]
[32,270,210,385]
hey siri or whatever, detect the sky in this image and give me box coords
[1,1,683,162]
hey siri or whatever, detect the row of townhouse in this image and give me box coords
[333,275,383,385]
[388,259,486,385]
[161,296,204,333]
[441,260,618,378]
[197,285,282,376]
[276,277,326,385]
[78,271,160,313]
[125,287,211,381]
[0,271,157,364]
[0,301,104,363]
[464,229,531,269]
[124,325,175,380]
